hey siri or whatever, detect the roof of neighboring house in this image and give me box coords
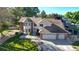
[39,24,69,34]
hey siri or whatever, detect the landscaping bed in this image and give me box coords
[0,33,38,51]
[72,41,79,51]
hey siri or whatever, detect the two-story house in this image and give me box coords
[19,17,69,40]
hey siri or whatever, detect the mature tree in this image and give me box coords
[73,11,79,21]
[46,14,52,18]
[11,7,25,24]
[46,13,62,19]
[0,8,14,22]
[64,11,79,33]
[52,13,62,19]
[24,7,40,17]
[0,21,10,38]
[65,12,73,19]
[0,8,15,38]
[41,10,47,18]
[64,11,79,24]
[11,7,40,24]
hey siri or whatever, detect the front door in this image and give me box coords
[36,29,40,36]
[32,28,37,36]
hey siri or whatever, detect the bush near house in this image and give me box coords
[72,41,79,51]
[0,33,38,51]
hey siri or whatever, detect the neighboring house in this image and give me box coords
[19,17,69,40]
[62,18,79,35]
[62,18,71,27]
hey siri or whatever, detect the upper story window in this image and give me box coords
[40,24,43,27]
[29,29,30,32]
[26,29,27,32]
[26,23,27,25]
[29,23,30,25]
[34,23,37,26]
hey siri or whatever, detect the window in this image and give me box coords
[29,29,30,32]
[40,24,43,27]
[26,29,27,32]
[26,23,27,25]
[34,24,37,26]
[29,23,30,25]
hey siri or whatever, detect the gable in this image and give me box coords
[24,18,32,23]
[39,23,69,34]
[38,19,52,26]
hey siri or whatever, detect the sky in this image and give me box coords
[38,7,79,15]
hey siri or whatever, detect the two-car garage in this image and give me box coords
[42,34,56,40]
[39,23,68,40]
[58,34,66,39]
[41,33,66,40]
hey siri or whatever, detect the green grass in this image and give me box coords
[0,34,38,51]
[2,30,11,35]
[72,41,79,51]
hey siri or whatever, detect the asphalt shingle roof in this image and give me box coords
[39,24,69,34]
[19,17,69,34]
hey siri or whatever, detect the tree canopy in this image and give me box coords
[64,11,79,24]
[0,8,14,22]
[23,7,40,17]
[46,13,62,19]
[41,10,47,18]
[10,7,40,24]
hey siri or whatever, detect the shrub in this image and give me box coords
[15,32,24,35]
[15,32,19,35]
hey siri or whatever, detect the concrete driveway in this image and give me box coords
[32,39,63,51]
[50,39,76,51]
[20,35,76,51]
[32,38,76,51]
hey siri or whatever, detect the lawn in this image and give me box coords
[0,33,38,51]
[1,30,11,36]
[72,41,79,51]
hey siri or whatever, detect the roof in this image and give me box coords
[30,17,43,24]
[19,17,69,34]
[19,17,43,24]
[39,24,69,34]
[19,17,64,27]
[47,19,65,29]
[19,17,27,22]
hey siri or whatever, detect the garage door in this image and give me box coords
[58,34,65,39]
[42,34,56,39]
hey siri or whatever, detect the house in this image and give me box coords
[19,17,70,40]
[62,18,79,35]
[61,18,71,27]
